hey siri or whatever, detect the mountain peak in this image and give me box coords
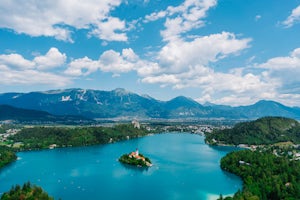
[112,88,131,95]
[170,96,195,102]
[255,100,281,105]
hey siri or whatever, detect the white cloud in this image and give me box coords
[282,5,300,27]
[164,0,217,41]
[99,49,136,73]
[122,48,139,62]
[89,17,128,42]
[193,47,300,106]
[34,48,67,70]
[158,32,251,73]
[0,48,70,86]
[144,11,167,22]
[66,48,144,76]
[192,68,279,106]
[259,54,300,70]
[257,48,300,92]
[0,0,127,42]
[141,74,180,85]
[136,62,162,76]
[0,68,70,87]
[0,48,67,70]
[0,54,35,69]
[65,57,99,76]
[144,0,217,41]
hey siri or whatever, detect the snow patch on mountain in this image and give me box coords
[61,96,72,101]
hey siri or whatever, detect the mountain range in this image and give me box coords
[0,88,299,120]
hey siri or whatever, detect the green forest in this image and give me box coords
[10,124,150,150]
[219,150,300,200]
[206,117,300,145]
[1,182,53,200]
[0,146,16,169]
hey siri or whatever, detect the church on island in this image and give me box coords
[119,148,152,167]
[129,149,144,160]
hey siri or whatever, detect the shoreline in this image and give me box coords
[1,131,242,200]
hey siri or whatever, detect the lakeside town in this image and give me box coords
[2,119,300,162]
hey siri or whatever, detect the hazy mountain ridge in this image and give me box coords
[0,88,299,120]
[0,104,90,123]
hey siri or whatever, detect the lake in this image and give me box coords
[0,133,242,200]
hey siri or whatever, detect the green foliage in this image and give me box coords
[0,146,16,168]
[206,117,300,145]
[1,182,53,200]
[10,124,150,150]
[220,150,300,200]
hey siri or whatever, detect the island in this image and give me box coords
[119,148,152,167]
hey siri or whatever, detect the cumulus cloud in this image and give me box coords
[282,5,300,27]
[0,0,127,42]
[0,47,66,70]
[34,48,67,70]
[89,17,128,41]
[259,48,300,70]
[99,49,137,72]
[157,32,251,73]
[0,48,70,86]
[65,48,147,76]
[208,47,300,106]
[257,48,300,93]
[193,47,300,106]
[65,57,99,76]
[0,54,35,69]
[144,0,217,41]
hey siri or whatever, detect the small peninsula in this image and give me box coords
[119,149,152,167]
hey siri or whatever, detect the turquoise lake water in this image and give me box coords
[0,133,242,200]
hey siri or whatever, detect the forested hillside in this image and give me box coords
[0,146,16,168]
[206,117,300,145]
[10,124,150,150]
[219,150,300,200]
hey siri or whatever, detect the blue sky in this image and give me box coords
[0,0,300,106]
